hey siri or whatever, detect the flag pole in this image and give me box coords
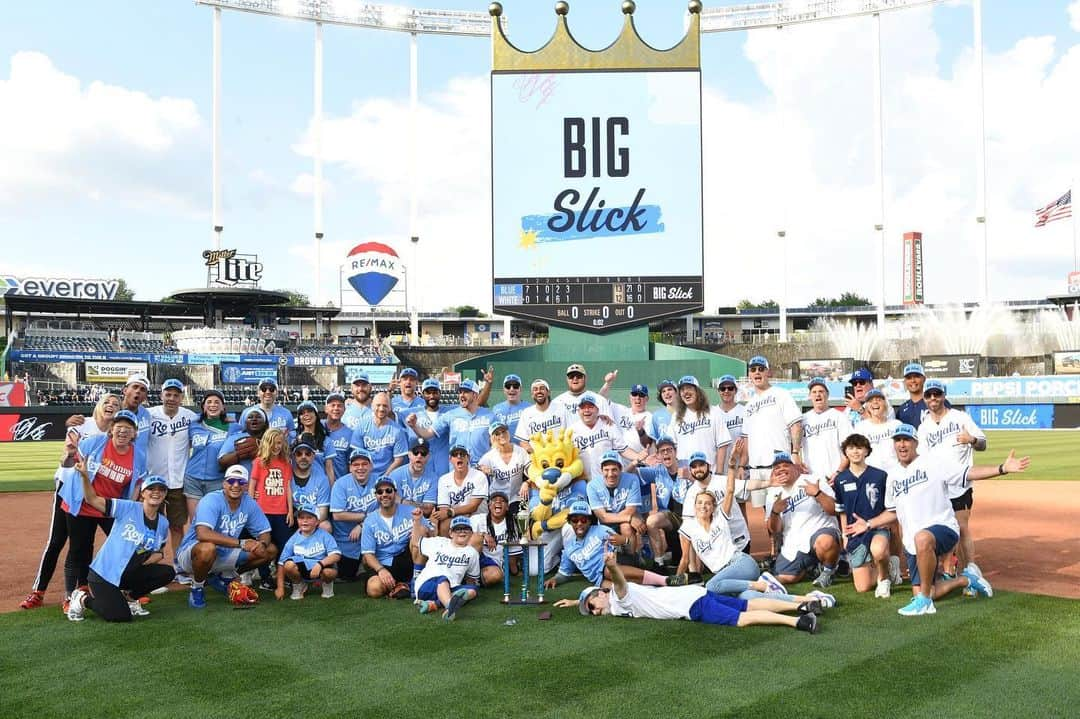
[1073,179,1078,271]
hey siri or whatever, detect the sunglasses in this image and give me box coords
[719,385,736,392]
[411,449,430,456]
[260,387,277,392]
[293,449,314,457]
[630,392,647,398]
[925,391,944,398]
[567,373,585,379]
[224,477,249,486]
[375,488,396,496]
[569,515,590,524]
[748,365,767,371]
[504,383,521,389]
[450,452,468,458]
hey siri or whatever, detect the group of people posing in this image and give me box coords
[20,357,1029,629]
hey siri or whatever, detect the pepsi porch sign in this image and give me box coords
[345,242,404,308]
[491,70,704,332]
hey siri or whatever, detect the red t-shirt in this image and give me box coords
[81,441,135,518]
[250,457,291,516]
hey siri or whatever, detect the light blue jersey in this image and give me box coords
[636,466,675,513]
[360,504,431,565]
[392,394,426,426]
[350,419,409,479]
[329,475,378,558]
[492,399,532,441]
[90,499,169,586]
[187,420,230,482]
[433,407,495,465]
[290,464,332,512]
[231,405,295,435]
[649,408,674,440]
[324,422,353,480]
[280,527,340,570]
[179,491,271,554]
[401,406,452,475]
[559,524,615,584]
[587,474,642,514]
[388,462,439,507]
[342,403,372,431]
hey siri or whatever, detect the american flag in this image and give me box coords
[1034,189,1072,227]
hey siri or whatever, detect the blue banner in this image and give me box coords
[221,363,279,385]
[10,350,152,362]
[771,376,1080,404]
[345,365,399,384]
[186,353,280,366]
[968,404,1055,429]
[286,355,393,367]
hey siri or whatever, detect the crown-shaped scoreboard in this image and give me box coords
[490,1,705,333]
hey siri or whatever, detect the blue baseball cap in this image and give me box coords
[893,424,918,440]
[459,379,479,393]
[348,448,374,464]
[296,400,319,414]
[258,377,278,389]
[140,475,168,491]
[630,384,648,396]
[599,450,621,467]
[450,515,473,531]
[112,409,139,427]
[578,585,603,616]
[851,368,874,383]
[688,451,710,466]
[807,377,828,391]
[325,391,346,403]
[578,392,599,407]
[748,356,769,370]
[864,389,885,401]
[421,378,441,391]
[292,436,317,454]
[449,443,470,456]
[718,374,737,387]
[399,367,419,378]
[771,451,794,466]
[351,372,370,384]
[503,373,522,387]
[657,378,676,390]
[924,379,946,395]
[678,375,700,388]
[161,379,184,392]
[409,436,429,452]
[654,435,675,448]
[903,362,925,377]
[568,500,592,517]
[295,501,320,517]
[488,420,508,435]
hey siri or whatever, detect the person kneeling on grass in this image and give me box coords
[276,502,341,601]
[66,472,175,623]
[411,512,481,622]
[554,551,824,634]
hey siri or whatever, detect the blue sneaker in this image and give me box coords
[188,587,206,609]
[206,574,229,595]
[962,569,993,598]
[898,593,936,616]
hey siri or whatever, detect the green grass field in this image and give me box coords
[1,580,1078,717]
[2,429,1075,493]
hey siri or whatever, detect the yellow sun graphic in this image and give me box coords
[518,228,539,249]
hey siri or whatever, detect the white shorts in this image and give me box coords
[175,543,244,577]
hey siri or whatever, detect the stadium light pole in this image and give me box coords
[211,6,222,251]
[973,0,990,305]
[873,12,886,334]
[314,20,324,328]
[776,25,789,344]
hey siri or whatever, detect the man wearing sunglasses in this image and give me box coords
[433,444,488,536]
[407,379,494,467]
[845,367,894,425]
[361,478,432,599]
[176,464,276,609]
[231,378,294,436]
[492,373,532,442]
[388,437,439,518]
[715,374,745,471]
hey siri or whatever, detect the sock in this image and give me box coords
[641,570,667,587]
[820,564,835,575]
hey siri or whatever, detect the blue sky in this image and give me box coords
[1,0,1078,313]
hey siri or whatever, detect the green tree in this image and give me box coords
[737,298,779,310]
[112,279,135,301]
[809,292,873,308]
[448,305,483,317]
[274,290,311,307]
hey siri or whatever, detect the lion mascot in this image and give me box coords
[525,428,585,540]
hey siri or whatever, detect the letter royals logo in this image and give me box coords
[346,242,402,306]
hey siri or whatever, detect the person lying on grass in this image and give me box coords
[554,551,825,634]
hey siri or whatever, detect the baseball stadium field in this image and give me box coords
[1,430,1077,718]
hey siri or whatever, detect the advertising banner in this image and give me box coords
[1052,351,1080,375]
[344,365,398,384]
[902,232,924,305]
[85,361,149,383]
[920,355,980,378]
[774,376,1080,404]
[969,404,1054,429]
[0,383,27,407]
[0,412,69,442]
[797,358,853,382]
[221,363,279,385]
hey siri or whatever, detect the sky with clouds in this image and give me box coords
[1,0,1078,314]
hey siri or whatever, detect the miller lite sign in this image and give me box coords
[345,242,403,306]
[203,249,263,288]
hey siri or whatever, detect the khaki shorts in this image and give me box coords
[164,488,188,528]
[747,469,771,508]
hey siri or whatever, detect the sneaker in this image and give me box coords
[759,571,787,595]
[806,590,836,609]
[812,568,835,589]
[443,589,470,622]
[259,579,277,592]
[389,582,412,600]
[290,581,307,600]
[797,600,823,616]
[889,555,903,586]
[874,579,892,599]
[965,562,983,579]
[962,569,993,598]
[188,586,206,609]
[666,573,690,586]
[687,572,703,584]
[321,582,335,599]
[417,600,439,614]
[174,572,193,586]
[796,612,818,634]
[206,574,229,595]
[67,588,87,622]
[19,591,45,610]
[898,593,936,616]
[127,600,150,617]
[150,586,169,595]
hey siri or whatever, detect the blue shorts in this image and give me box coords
[848,528,891,568]
[479,555,499,569]
[415,576,478,605]
[905,524,959,586]
[688,592,749,626]
[774,528,842,577]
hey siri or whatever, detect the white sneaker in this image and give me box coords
[965,562,983,579]
[128,600,150,617]
[150,586,169,595]
[290,581,307,600]
[874,579,892,599]
[321,581,335,599]
[759,571,787,595]
[67,588,87,622]
[889,555,903,586]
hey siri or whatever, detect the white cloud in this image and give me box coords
[289,173,334,197]
[1069,1,1080,32]
[0,51,202,211]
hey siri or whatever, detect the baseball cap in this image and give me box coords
[450,515,473,531]
[851,368,874,383]
[421,378,441,392]
[903,362,925,377]
[599,450,621,467]
[717,374,737,388]
[258,377,278,389]
[125,374,150,390]
[770,451,795,466]
[399,367,419,379]
[654,435,676,449]
[296,400,319,414]
[807,377,828,391]
[531,378,550,390]
[678,375,700,388]
[578,392,599,407]
[351,372,370,384]
[325,391,346,403]
[224,464,250,481]
[449,443,470,456]
[657,378,676,390]
[567,500,592,517]
[488,421,508,435]
[161,379,184,392]
[893,423,918,440]
[864,389,885,401]
[924,379,946,395]
[688,451,710,466]
[748,356,770,370]
[140,475,168,491]
[292,436,317,454]
[503,373,522,387]
[459,379,479,393]
[348,448,374,464]
[565,363,586,376]
[202,389,225,405]
[630,383,649,396]
[374,477,395,490]
[489,490,510,502]
[295,501,320,517]
[578,585,602,616]
[112,409,139,427]
[409,436,429,452]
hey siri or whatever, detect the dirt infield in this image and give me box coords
[2,480,1077,612]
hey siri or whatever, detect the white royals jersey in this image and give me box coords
[569,418,629,479]
[715,404,745,469]
[766,475,839,560]
[664,407,732,465]
[851,418,901,472]
[885,453,965,553]
[801,408,851,477]
[917,409,985,469]
[743,386,802,467]
[611,403,653,454]
[679,515,738,573]
[437,468,489,515]
[147,406,197,489]
[477,445,530,499]
[554,390,612,419]
[514,403,570,446]
[414,536,480,592]
[681,477,750,551]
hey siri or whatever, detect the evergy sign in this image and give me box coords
[2,276,119,300]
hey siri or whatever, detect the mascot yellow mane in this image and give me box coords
[525,428,584,539]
